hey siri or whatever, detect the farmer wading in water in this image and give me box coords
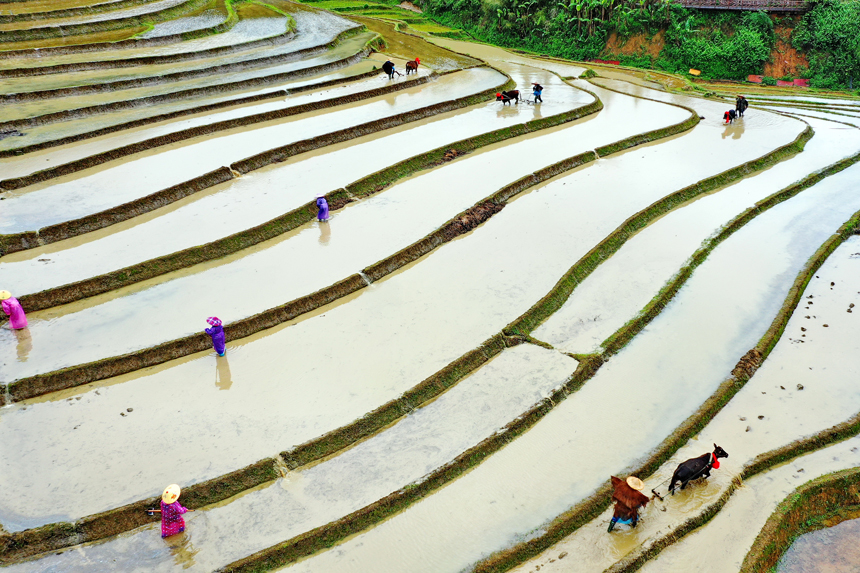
[160,484,190,538]
[607,475,649,532]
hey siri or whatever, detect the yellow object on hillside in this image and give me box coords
[689,69,701,76]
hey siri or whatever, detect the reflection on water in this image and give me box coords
[721,120,745,140]
[215,356,233,391]
[496,105,521,119]
[13,328,32,362]
[777,516,860,573]
[318,220,332,245]
[164,531,200,569]
[532,103,543,120]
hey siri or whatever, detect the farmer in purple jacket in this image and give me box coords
[0,290,28,329]
[316,194,330,222]
[205,317,226,357]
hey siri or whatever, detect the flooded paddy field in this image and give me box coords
[0,25,368,123]
[0,0,190,32]
[1,4,859,573]
[0,9,350,94]
[0,63,588,293]
[0,66,503,233]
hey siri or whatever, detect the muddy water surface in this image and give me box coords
[534,114,860,353]
[636,437,860,573]
[777,517,860,573]
[275,123,860,573]
[0,62,589,292]
[2,345,576,569]
[0,66,503,233]
[0,15,348,93]
[136,6,226,38]
[0,81,686,526]
[508,166,860,573]
[1,62,429,177]
[0,23,366,122]
[431,37,586,79]
[0,58,381,152]
[0,71,683,381]
[758,105,860,128]
[0,0,129,15]
[0,0,188,31]
[0,14,287,70]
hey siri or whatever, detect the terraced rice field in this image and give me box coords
[1,1,859,572]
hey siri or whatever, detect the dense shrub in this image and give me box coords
[793,0,860,89]
[420,0,777,80]
[656,8,773,80]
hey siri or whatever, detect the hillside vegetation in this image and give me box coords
[419,0,860,90]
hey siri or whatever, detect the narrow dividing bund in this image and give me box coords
[0,0,207,25]
[0,64,382,158]
[0,62,493,253]
[0,24,366,128]
[1,85,804,568]
[0,79,703,562]
[740,468,860,573]
[0,2,298,78]
[0,0,210,43]
[6,77,596,315]
[0,0,243,57]
[473,186,860,573]
[0,42,836,568]
[0,18,358,101]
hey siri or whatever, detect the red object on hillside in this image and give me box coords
[793,78,810,87]
[589,59,620,65]
[747,75,763,83]
[776,80,795,87]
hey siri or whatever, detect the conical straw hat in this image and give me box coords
[162,484,181,504]
[626,476,644,491]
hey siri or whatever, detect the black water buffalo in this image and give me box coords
[669,443,729,494]
[496,90,520,105]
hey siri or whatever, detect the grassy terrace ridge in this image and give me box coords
[0,6,294,78]
[0,67,381,155]
[0,0,179,23]
[0,0,211,43]
[470,137,860,573]
[0,26,372,140]
[0,0,242,56]
[0,65,517,387]
[4,74,603,315]
[741,468,860,573]
[0,39,828,571]
[0,21,353,100]
[1,61,429,188]
[0,78,691,562]
[215,97,826,573]
[0,67,506,257]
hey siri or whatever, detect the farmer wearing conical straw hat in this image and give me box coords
[607,476,649,532]
[159,484,189,538]
[0,290,27,329]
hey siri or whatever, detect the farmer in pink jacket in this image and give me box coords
[0,290,27,329]
[159,484,189,538]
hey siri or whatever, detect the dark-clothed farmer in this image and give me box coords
[382,60,395,80]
